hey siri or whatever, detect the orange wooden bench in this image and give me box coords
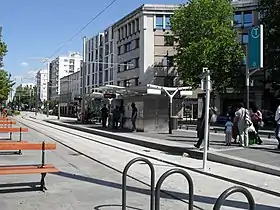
[0,121,16,125]
[0,127,28,142]
[0,141,58,191]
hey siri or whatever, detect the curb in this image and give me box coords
[45,119,280,177]
[181,125,274,138]
[45,119,202,158]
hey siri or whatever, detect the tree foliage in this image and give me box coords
[13,85,37,109]
[0,70,14,103]
[171,0,245,92]
[259,0,280,93]
[0,27,7,68]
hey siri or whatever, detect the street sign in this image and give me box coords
[103,93,116,99]
[248,25,263,70]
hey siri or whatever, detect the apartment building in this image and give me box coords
[49,52,82,100]
[60,71,80,115]
[113,4,179,87]
[84,26,114,94]
[36,69,48,102]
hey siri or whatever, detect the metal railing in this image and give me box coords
[155,168,194,210]
[213,186,256,210]
[122,157,155,210]
[122,157,256,210]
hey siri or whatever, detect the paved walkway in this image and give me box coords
[26,113,280,176]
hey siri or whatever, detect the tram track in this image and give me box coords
[17,114,195,208]
[16,115,280,200]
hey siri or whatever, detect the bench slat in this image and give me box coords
[0,121,16,125]
[0,142,56,150]
[0,128,28,133]
[0,167,59,175]
[0,164,54,170]
[0,140,28,143]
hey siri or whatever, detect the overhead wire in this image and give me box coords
[42,0,117,64]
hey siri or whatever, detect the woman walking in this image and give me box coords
[250,103,263,144]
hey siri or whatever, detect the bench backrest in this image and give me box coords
[0,127,28,133]
[0,142,56,150]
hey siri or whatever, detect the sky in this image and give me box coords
[0,0,185,87]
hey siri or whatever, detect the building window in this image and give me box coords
[128,23,131,35]
[121,27,124,39]
[124,25,127,38]
[110,54,114,67]
[132,21,135,33]
[64,59,68,62]
[135,78,139,86]
[135,38,139,49]
[105,70,108,82]
[92,74,95,84]
[234,12,242,27]
[156,15,163,29]
[242,33,248,44]
[110,41,113,52]
[117,46,121,55]
[87,75,90,86]
[243,11,252,27]
[117,64,121,72]
[136,18,139,31]
[124,42,132,52]
[117,81,120,86]
[164,35,174,46]
[99,63,103,71]
[99,72,103,84]
[123,62,128,71]
[105,44,109,55]
[165,15,171,30]
[118,29,121,41]
[110,68,113,80]
[105,56,109,69]
[135,58,139,68]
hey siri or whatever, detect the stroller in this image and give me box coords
[247,124,260,145]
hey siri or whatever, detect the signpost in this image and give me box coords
[246,25,263,109]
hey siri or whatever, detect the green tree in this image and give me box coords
[13,85,37,110]
[259,0,280,98]
[0,27,7,68]
[0,70,14,103]
[171,0,245,92]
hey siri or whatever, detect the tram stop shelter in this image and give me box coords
[94,84,195,132]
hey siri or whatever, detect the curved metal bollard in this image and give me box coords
[122,157,155,210]
[155,168,194,210]
[213,186,256,210]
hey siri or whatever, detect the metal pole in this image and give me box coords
[46,102,49,117]
[81,36,86,123]
[168,98,172,134]
[58,102,60,120]
[203,69,210,171]
[246,45,250,109]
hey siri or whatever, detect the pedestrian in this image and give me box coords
[131,103,137,132]
[250,103,263,144]
[100,104,109,128]
[112,106,120,129]
[194,96,215,149]
[225,117,233,146]
[274,104,280,149]
[235,103,252,147]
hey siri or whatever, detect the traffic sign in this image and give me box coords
[248,25,263,70]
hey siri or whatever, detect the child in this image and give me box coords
[225,117,233,146]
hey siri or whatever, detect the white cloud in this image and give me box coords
[20,62,29,66]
